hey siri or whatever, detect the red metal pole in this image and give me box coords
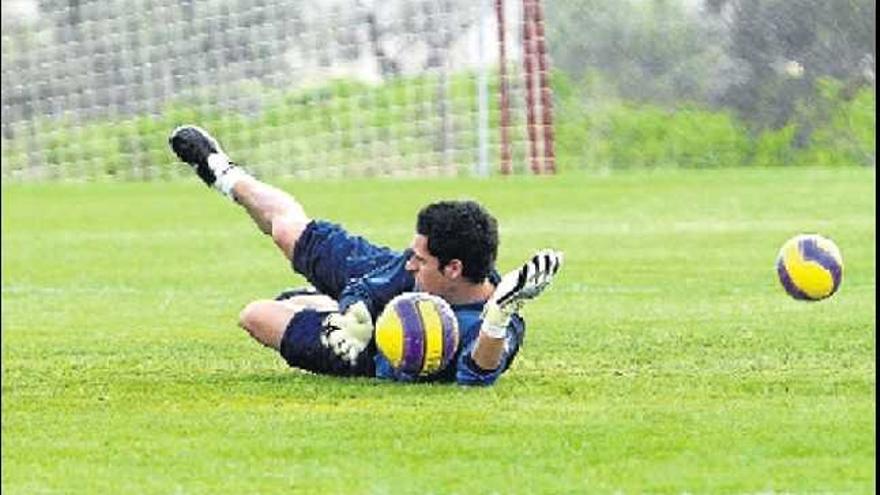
[532,0,556,174]
[495,0,512,175]
[522,0,541,174]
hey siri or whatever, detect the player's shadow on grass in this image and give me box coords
[201,368,481,398]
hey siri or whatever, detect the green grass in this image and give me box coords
[2,168,875,494]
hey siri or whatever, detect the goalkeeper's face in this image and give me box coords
[406,234,457,298]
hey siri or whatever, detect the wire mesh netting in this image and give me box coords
[2,0,549,181]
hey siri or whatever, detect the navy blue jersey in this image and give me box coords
[290,220,525,386]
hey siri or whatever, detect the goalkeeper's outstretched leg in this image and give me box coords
[169,125,382,374]
[169,125,309,261]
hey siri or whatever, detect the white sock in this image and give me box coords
[208,153,250,200]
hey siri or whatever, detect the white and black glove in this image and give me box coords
[320,301,374,365]
[481,249,564,339]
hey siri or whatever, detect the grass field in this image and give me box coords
[2,167,875,494]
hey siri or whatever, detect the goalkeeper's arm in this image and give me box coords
[471,249,563,370]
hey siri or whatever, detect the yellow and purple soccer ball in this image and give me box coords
[375,292,460,376]
[776,233,844,301]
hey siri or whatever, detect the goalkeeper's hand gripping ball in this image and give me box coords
[321,301,374,365]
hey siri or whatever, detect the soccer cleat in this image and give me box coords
[169,125,236,187]
[274,286,321,301]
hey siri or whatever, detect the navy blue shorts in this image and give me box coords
[291,220,399,300]
[279,309,376,377]
[279,220,395,376]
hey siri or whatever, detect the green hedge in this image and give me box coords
[555,101,751,170]
[552,73,875,171]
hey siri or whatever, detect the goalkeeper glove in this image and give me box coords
[320,301,374,365]
[481,249,564,339]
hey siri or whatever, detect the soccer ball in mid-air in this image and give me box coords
[776,233,844,301]
[375,292,459,376]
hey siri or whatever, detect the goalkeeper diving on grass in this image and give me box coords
[169,125,563,386]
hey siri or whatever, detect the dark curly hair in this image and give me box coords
[416,200,498,284]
